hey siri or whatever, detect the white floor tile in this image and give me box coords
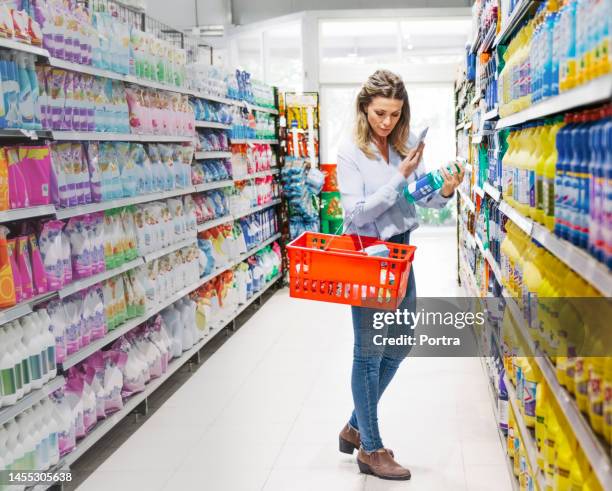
[77,470,170,491]
[262,468,366,491]
[464,464,513,491]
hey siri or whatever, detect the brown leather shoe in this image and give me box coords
[339,424,360,454]
[339,424,395,458]
[357,448,411,480]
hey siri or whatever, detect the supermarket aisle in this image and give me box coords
[76,226,511,491]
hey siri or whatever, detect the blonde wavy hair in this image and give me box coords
[354,69,411,159]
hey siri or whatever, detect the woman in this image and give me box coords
[336,69,464,480]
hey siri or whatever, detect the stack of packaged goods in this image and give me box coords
[319,163,343,235]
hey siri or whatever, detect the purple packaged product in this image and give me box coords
[65,371,85,438]
[28,233,48,295]
[88,285,107,340]
[92,212,106,273]
[63,294,83,355]
[35,66,49,129]
[82,351,107,419]
[85,142,102,203]
[51,389,76,457]
[103,351,128,414]
[62,72,74,131]
[47,300,66,363]
[86,77,95,132]
[38,220,65,290]
[77,76,87,132]
[79,290,92,348]
[66,216,92,280]
[61,228,72,285]
[49,69,65,131]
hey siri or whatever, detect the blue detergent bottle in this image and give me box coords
[554,114,571,239]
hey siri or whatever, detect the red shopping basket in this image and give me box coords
[286,232,416,310]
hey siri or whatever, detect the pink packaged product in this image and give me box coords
[125,86,149,135]
[20,145,52,206]
[66,215,92,279]
[81,352,107,420]
[63,293,84,355]
[47,299,67,364]
[85,142,102,203]
[51,388,76,457]
[15,236,34,300]
[102,351,127,414]
[38,220,68,290]
[64,373,85,439]
[6,238,22,303]
[28,233,48,295]
[6,147,28,209]
[84,285,106,341]
[76,365,98,433]
[111,334,148,398]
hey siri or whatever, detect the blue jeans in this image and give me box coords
[348,231,416,452]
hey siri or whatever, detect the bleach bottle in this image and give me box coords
[403,162,463,203]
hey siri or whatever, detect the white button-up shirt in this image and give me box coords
[337,131,451,240]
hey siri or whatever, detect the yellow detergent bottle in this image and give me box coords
[535,382,549,472]
[503,130,518,204]
[508,405,516,459]
[500,222,518,291]
[514,128,530,216]
[526,123,544,219]
[576,356,591,413]
[522,359,540,428]
[534,122,551,224]
[544,405,560,483]
[513,230,531,307]
[514,429,522,477]
[588,357,605,435]
[604,357,612,444]
[584,469,605,491]
[553,429,573,491]
[523,244,545,341]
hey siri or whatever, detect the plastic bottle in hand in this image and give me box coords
[403,162,462,203]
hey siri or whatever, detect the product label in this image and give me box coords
[498,399,509,431]
[1,367,17,395]
[405,175,436,203]
[29,353,42,382]
[14,362,23,390]
[528,170,536,208]
[21,358,31,386]
[524,380,537,417]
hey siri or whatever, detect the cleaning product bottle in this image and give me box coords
[522,358,540,428]
[588,356,605,435]
[402,162,463,203]
[42,397,60,467]
[543,117,564,231]
[15,53,34,130]
[26,54,41,129]
[543,405,560,483]
[553,429,573,490]
[37,309,57,380]
[22,314,44,391]
[499,369,509,435]
[534,122,551,224]
[0,224,16,308]
[0,329,19,407]
[8,322,24,402]
[535,381,549,472]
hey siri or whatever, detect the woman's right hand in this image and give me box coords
[399,142,424,178]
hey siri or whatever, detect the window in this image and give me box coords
[264,23,303,92]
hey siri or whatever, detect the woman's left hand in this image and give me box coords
[440,162,465,198]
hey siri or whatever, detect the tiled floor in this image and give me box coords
[75,226,512,491]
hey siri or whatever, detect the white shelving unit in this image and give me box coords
[0,204,56,224]
[496,75,612,128]
[195,151,233,159]
[195,121,232,130]
[231,138,279,145]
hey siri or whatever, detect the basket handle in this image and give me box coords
[322,211,364,252]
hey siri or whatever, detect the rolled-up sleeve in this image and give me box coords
[337,146,407,228]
